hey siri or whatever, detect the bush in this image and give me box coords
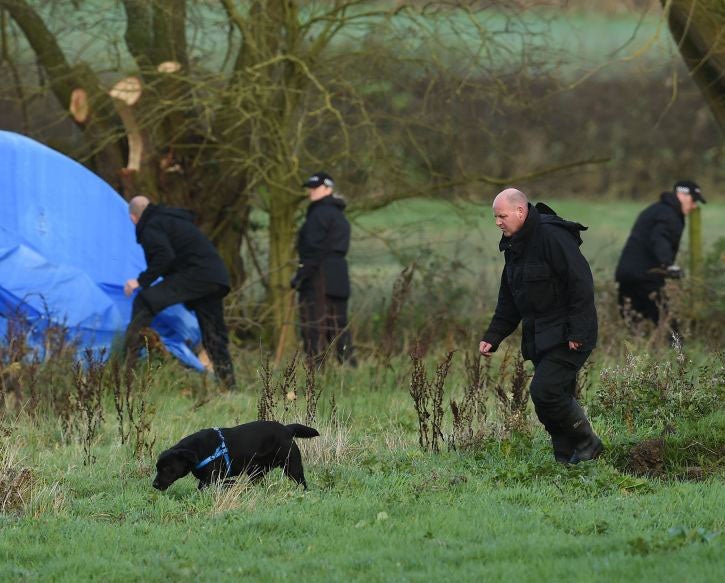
[591,347,724,432]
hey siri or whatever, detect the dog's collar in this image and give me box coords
[195,427,231,477]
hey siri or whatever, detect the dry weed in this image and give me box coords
[297,417,358,466]
[208,473,256,514]
[0,438,34,512]
[25,481,65,518]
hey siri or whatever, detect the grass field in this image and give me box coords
[350,197,725,271]
[1,359,723,581]
[2,198,724,581]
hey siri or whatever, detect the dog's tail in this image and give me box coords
[285,424,320,439]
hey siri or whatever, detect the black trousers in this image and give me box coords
[617,281,662,325]
[298,284,355,365]
[529,345,590,438]
[124,276,236,388]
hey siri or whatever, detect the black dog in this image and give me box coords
[153,421,319,491]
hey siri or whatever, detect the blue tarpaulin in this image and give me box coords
[0,130,204,369]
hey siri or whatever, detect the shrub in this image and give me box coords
[592,347,724,433]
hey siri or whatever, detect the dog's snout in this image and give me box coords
[152,479,164,490]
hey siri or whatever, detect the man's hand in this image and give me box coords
[124,279,140,297]
[479,340,494,357]
[568,340,582,351]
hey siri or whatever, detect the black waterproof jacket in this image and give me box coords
[615,192,684,289]
[482,203,598,361]
[135,204,230,290]
[295,195,351,299]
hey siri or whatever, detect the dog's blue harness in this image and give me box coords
[195,427,231,478]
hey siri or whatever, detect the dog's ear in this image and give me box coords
[158,447,197,474]
[170,447,198,470]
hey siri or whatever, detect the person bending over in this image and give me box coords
[123,196,236,389]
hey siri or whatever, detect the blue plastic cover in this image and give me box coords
[0,130,204,370]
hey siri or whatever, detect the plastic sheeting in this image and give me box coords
[0,130,204,370]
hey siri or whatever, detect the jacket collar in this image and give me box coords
[660,191,684,219]
[135,203,159,241]
[499,203,539,254]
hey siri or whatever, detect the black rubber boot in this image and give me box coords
[565,404,603,464]
[550,433,575,464]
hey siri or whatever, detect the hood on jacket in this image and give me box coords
[659,191,684,218]
[536,201,588,246]
[147,204,196,222]
[136,204,196,241]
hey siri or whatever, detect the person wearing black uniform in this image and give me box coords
[123,196,236,389]
[615,180,705,326]
[291,172,355,365]
[479,188,601,464]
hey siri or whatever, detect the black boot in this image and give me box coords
[565,404,603,464]
[550,433,575,464]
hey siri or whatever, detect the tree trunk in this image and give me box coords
[663,0,725,133]
[267,187,298,351]
[688,205,704,317]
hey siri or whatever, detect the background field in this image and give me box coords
[348,197,725,290]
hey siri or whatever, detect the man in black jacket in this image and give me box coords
[480,188,601,464]
[291,172,355,365]
[615,180,705,326]
[123,196,236,389]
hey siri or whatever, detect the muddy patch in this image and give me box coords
[621,437,724,481]
[628,438,665,477]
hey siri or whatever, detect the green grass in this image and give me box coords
[1,353,723,582]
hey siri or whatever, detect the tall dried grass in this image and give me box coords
[0,434,33,512]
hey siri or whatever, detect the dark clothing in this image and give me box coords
[615,192,684,326]
[617,282,662,326]
[127,280,235,386]
[135,204,230,292]
[530,345,591,435]
[294,195,355,363]
[615,192,684,288]
[125,204,235,388]
[298,276,354,364]
[481,202,598,455]
[482,203,598,362]
[295,195,351,299]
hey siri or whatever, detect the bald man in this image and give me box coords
[479,188,602,464]
[123,196,236,389]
